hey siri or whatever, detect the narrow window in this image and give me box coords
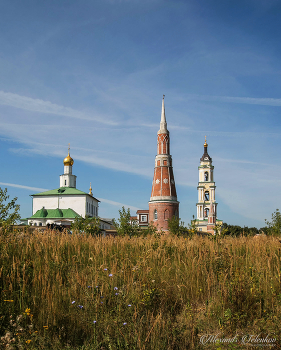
[154,209,158,220]
[204,172,209,181]
[204,191,209,201]
[164,209,169,220]
[204,208,209,217]
[65,180,66,185]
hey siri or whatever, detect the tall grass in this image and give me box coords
[0,231,280,349]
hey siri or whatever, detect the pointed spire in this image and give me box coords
[89,182,93,196]
[158,95,168,134]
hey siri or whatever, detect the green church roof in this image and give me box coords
[29,208,81,219]
[31,187,100,201]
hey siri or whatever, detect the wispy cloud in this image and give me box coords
[0,91,117,125]
[184,94,281,107]
[97,198,140,211]
[0,182,48,192]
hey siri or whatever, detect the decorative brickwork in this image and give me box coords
[149,96,179,231]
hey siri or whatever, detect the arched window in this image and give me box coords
[204,191,209,201]
[154,209,158,220]
[65,180,67,185]
[204,172,209,181]
[204,208,209,217]
[164,209,169,220]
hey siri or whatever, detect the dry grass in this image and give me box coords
[0,231,280,349]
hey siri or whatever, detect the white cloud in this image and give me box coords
[0,182,48,192]
[0,91,117,125]
[184,94,281,107]
[97,198,140,211]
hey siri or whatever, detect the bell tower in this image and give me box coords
[196,137,218,232]
[60,145,77,188]
[149,96,179,231]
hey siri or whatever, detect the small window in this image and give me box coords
[164,209,169,220]
[199,228,202,231]
[141,215,147,222]
[204,208,209,217]
[157,160,160,166]
[163,160,167,166]
[65,180,66,185]
[204,172,209,181]
[154,209,158,220]
[39,222,42,227]
[204,191,209,201]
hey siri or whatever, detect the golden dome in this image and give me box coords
[63,146,74,166]
[204,135,208,147]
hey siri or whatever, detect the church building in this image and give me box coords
[27,148,100,227]
[149,96,179,231]
[195,137,222,234]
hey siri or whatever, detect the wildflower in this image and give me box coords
[71,301,76,304]
[78,305,83,309]
[43,326,48,329]
[88,286,92,288]
[95,285,98,288]
[104,268,108,271]
[93,320,97,324]
[114,287,118,290]
[128,304,132,307]
[25,308,31,313]
[4,300,14,302]
[115,293,119,296]
[100,296,104,298]
[26,340,31,344]
[109,274,113,277]
[101,302,103,304]
[123,322,127,325]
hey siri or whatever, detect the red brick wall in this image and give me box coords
[149,201,179,231]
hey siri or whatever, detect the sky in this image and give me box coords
[0,0,281,228]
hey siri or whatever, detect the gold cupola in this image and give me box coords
[63,145,74,166]
[204,135,208,147]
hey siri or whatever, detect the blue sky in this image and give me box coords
[0,0,281,228]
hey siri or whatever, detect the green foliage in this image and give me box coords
[221,223,259,237]
[265,209,281,236]
[0,187,20,232]
[71,215,101,236]
[113,206,139,237]
[168,216,189,236]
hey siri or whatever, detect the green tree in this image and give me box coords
[0,187,20,232]
[168,216,189,236]
[265,209,281,236]
[113,206,139,237]
[71,215,101,236]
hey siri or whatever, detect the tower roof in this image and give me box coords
[158,95,168,134]
[200,136,212,162]
[64,144,74,166]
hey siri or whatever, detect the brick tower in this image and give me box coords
[149,96,179,231]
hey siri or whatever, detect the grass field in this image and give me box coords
[0,231,280,349]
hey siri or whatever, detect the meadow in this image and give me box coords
[0,231,280,349]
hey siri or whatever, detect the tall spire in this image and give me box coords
[158,95,168,134]
[149,96,179,232]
